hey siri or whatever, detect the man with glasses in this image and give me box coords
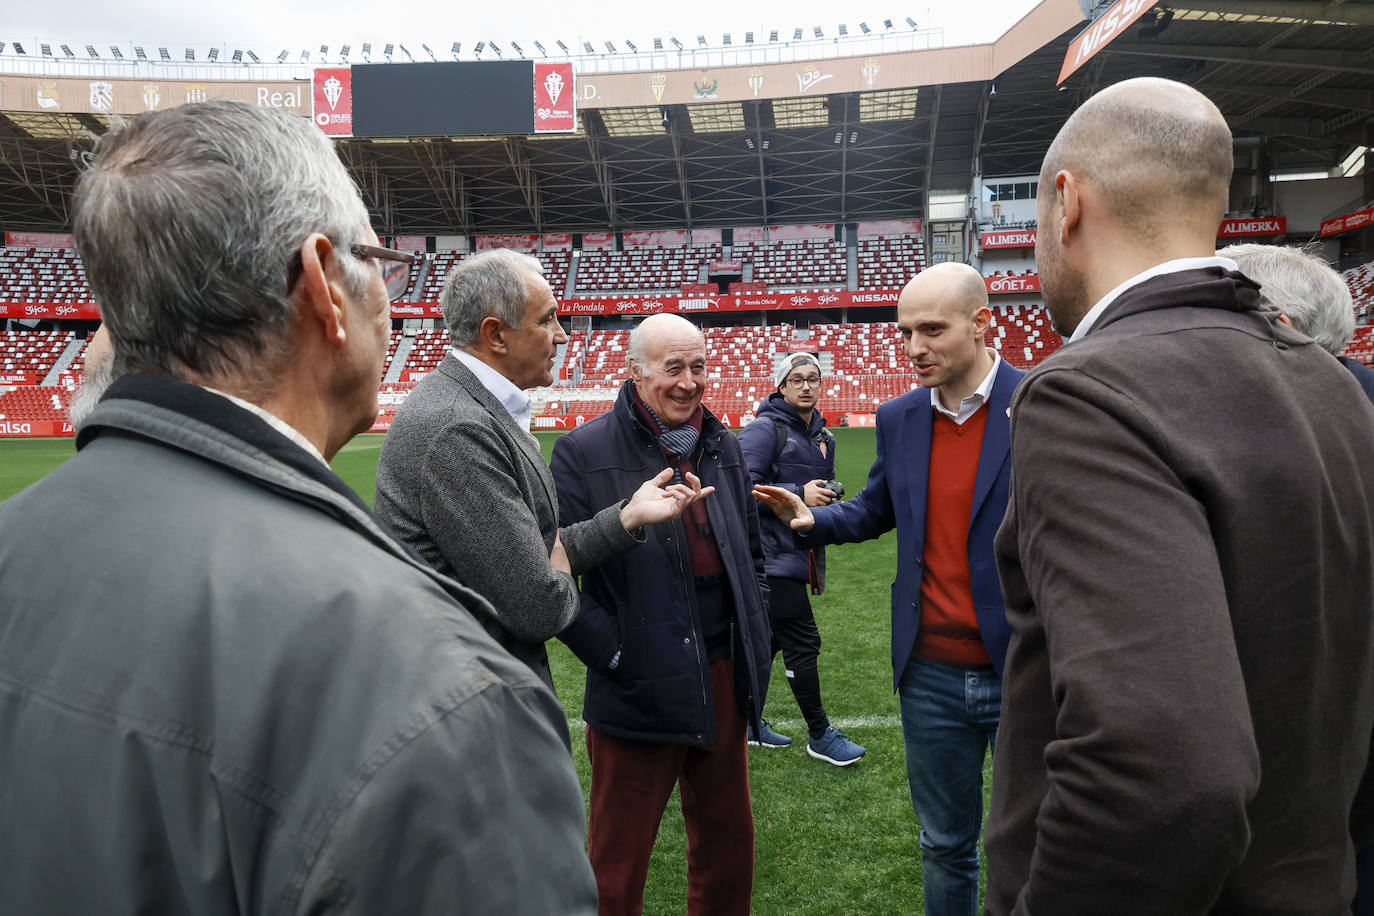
[756,262,1023,916]
[0,100,597,912]
[738,351,865,766]
[376,249,706,694]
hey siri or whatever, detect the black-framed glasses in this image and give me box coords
[351,243,418,302]
[785,374,822,389]
[286,242,418,302]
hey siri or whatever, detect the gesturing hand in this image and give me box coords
[753,484,816,532]
[620,468,717,532]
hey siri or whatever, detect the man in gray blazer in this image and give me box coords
[376,249,706,693]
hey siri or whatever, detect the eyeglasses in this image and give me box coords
[785,375,822,389]
[286,242,419,302]
[351,243,417,302]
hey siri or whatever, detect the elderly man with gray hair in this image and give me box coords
[376,248,707,694]
[1222,242,1374,402]
[0,100,598,913]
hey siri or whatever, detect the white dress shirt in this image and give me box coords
[931,349,1003,426]
[451,348,533,431]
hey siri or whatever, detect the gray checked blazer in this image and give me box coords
[376,354,641,692]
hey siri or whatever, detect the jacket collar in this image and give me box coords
[757,391,826,435]
[1090,266,1267,336]
[615,379,727,448]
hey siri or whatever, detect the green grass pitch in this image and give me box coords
[3,426,993,913]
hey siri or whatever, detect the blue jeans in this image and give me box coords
[898,657,1001,916]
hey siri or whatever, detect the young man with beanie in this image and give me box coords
[738,352,865,765]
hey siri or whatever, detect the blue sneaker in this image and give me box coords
[806,726,866,766]
[747,719,793,748]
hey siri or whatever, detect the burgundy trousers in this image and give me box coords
[585,659,754,916]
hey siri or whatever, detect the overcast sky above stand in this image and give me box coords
[5,0,1039,57]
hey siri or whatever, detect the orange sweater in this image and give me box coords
[914,406,993,668]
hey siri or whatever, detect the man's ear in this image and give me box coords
[476,314,509,355]
[295,233,346,347]
[1276,312,1294,328]
[972,305,993,336]
[1056,170,1081,245]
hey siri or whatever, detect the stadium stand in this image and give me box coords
[732,239,846,291]
[0,385,71,421]
[1344,261,1373,318]
[0,329,74,375]
[573,244,722,295]
[857,234,926,289]
[0,248,93,303]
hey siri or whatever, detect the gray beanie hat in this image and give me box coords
[774,351,822,389]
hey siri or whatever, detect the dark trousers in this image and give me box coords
[585,659,754,916]
[759,576,830,739]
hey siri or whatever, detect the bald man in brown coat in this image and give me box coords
[985,77,1374,914]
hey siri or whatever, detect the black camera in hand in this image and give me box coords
[824,479,845,498]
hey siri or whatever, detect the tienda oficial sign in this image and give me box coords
[1058,0,1158,85]
[312,68,352,136]
[1218,217,1287,237]
[981,229,1037,249]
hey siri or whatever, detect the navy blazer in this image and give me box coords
[808,359,1025,688]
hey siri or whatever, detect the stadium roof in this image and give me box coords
[1,0,1371,236]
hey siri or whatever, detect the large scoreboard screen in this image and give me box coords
[351,61,536,137]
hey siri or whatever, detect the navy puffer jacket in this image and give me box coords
[738,393,835,587]
[551,381,772,745]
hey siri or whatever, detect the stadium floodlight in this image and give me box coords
[87,44,104,58]
[761,139,770,149]
[604,41,615,53]
[745,137,755,150]
[859,22,870,34]
[834,131,842,144]
[745,32,754,43]
[813,26,823,38]
[277,50,293,64]
[474,41,486,58]
[510,41,524,57]
[792,28,803,40]
[185,48,195,62]
[232,49,242,63]
[399,44,413,61]
[534,40,547,56]
[246,50,259,63]
[422,43,436,60]
[838,24,848,36]
[624,40,636,53]
[110,46,124,60]
[488,42,501,58]
[134,46,146,60]
[362,42,371,59]
[906,16,918,28]
[451,42,462,59]
[652,38,662,51]
[849,130,858,143]
[556,39,569,54]
[722,34,731,46]
[319,45,328,59]
[41,44,53,58]
[670,37,683,50]
[0,43,6,55]
[340,45,350,61]
[884,18,894,29]
[383,43,393,60]
[13,43,25,55]
[769,30,779,42]
[158,47,170,61]
[207,47,219,61]
[582,41,594,54]
[697,34,707,47]
[60,44,75,58]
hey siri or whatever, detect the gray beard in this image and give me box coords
[68,362,114,427]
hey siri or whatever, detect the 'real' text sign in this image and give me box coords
[534,63,576,133]
[1058,0,1158,85]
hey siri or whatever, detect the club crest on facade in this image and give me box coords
[142,84,160,110]
[748,68,764,97]
[185,84,208,104]
[543,70,564,106]
[861,58,880,89]
[36,83,59,109]
[323,76,343,110]
[89,81,113,111]
[693,76,718,99]
[650,73,666,103]
[796,65,833,94]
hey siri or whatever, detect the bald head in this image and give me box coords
[900,261,988,317]
[1042,78,1232,238]
[628,313,705,365]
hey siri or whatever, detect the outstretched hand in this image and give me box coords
[753,484,816,532]
[620,468,717,532]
